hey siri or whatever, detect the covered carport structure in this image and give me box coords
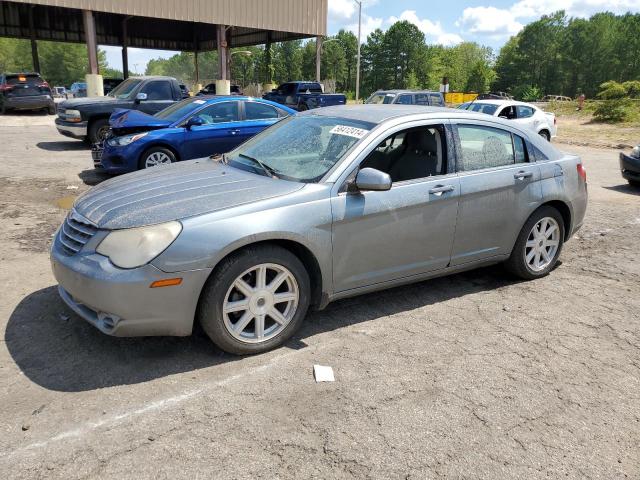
[0,0,327,95]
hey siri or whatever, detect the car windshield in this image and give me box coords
[366,92,396,104]
[107,78,142,99]
[155,98,207,122]
[226,115,375,183]
[458,102,499,115]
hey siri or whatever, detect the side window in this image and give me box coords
[429,93,444,106]
[193,102,239,124]
[281,83,295,95]
[415,93,429,106]
[141,81,173,100]
[396,94,413,105]
[245,102,278,120]
[498,105,516,119]
[516,105,535,118]
[513,134,528,163]
[360,125,447,182]
[457,125,516,171]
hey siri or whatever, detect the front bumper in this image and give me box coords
[620,152,640,182]
[55,118,88,139]
[51,231,212,337]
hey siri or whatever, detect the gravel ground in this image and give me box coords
[0,113,638,479]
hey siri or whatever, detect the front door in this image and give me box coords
[450,122,542,265]
[331,123,460,293]
[182,101,243,159]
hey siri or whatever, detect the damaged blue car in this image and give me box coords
[92,96,295,173]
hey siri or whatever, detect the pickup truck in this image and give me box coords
[55,76,187,143]
[262,81,346,111]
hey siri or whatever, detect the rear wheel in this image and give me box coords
[538,130,551,142]
[505,206,564,280]
[138,146,176,169]
[628,179,640,188]
[198,245,310,355]
[88,118,110,144]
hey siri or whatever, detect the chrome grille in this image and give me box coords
[59,212,98,255]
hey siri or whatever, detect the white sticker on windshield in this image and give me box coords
[330,125,368,139]
[193,99,206,104]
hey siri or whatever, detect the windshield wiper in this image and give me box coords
[238,153,279,179]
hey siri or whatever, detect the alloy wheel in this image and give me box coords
[524,216,560,272]
[145,151,172,168]
[222,263,299,343]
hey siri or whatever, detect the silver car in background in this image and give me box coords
[51,105,588,355]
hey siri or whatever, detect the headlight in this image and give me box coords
[96,221,182,269]
[65,109,81,122]
[631,146,640,158]
[107,132,148,146]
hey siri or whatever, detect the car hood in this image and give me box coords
[109,109,173,135]
[73,159,305,230]
[59,96,119,109]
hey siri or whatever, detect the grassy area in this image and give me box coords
[546,100,640,148]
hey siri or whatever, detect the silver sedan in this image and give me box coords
[51,105,588,354]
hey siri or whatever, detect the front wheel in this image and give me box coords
[198,245,310,355]
[48,104,56,115]
[138,146,176,169]
[505,206,565,280]
[88,118,111,144]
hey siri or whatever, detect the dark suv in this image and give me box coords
[0,73,56,114]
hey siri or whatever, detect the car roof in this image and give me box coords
[465,99,536,107]
[373,89,441,94]
[190,95,297,112]
[304,104,509,124]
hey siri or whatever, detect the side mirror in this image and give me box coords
[186,115,204,129]
[135,92,147,103]
[355,168,392,192]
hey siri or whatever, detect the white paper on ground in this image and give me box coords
[313,364,335,382]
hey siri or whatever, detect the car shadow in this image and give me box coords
[78,168,111,186]
[5,265,517,392]
[36,141,87,152]
[602,184,640,196]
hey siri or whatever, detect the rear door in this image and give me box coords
[182,101,243,158]
[137,81,176,114]
[513,104,538,132]
[238,101,283,143]
[449,121,542,265]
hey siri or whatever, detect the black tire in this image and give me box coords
[538,130,551,142]
[298,104,309,111]
[628,179,640,188]
[88,118,110,144]
[505,206,565,280]
[138,146,177,170]
[48,104,56,115]
[198,245,311,355]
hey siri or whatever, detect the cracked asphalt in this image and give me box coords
[0,113,639,479]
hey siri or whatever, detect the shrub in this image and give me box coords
[597,81,627,99]
[592,98,633,122]
[622,80,640,99]
[513,84,542,102]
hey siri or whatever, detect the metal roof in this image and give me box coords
[0,0,327,50]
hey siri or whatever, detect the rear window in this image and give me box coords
[301,83,322,93]
[6,74,43,86]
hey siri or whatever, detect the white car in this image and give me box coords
[458,100,557,141]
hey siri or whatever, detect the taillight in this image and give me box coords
[0,84,13,92]
[37,82,50,88]
[577,162,587,182]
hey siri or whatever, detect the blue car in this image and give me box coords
[93,96,295,173]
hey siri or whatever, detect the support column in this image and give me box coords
[121,17,129,79]
[316,36,322,83]
[262,33,276,93]
[216,24,230,95]
[28,7,40,73]
[82,10,103,96]
[193,31,200,90]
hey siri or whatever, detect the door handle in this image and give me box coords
[428,185,455,195]
[514,171,533,180]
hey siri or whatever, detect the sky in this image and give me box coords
[102,0,640,74]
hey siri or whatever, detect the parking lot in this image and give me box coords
[0,112,639,479]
